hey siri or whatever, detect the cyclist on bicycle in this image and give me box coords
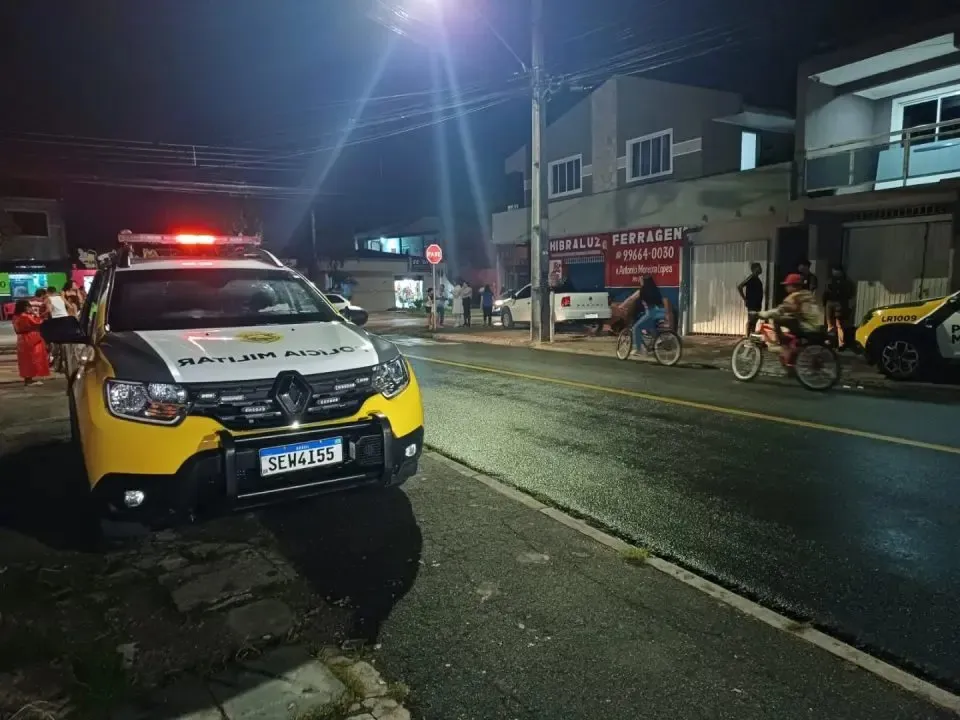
[757,273,821,363]
[631,276,666,354]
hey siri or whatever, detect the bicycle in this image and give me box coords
[615,320,683,366]
[731,320,840,391]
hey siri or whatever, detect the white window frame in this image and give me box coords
[890,83,960,140]
[626,129,674,182]
[547,154,583,199]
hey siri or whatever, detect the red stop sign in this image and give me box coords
[425,243,443,265]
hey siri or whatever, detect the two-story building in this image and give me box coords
[491,74,796,335]
[793,19,960,321]
[0,197,71,310]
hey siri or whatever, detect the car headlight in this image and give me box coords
[105,379,189,425]
[372,356,410,399]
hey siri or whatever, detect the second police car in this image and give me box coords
[43,231,424,525]
[854,289,960,379]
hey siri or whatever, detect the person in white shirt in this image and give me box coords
[452,282,464,327]
[44,286,69,319]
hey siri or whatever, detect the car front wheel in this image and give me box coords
[501,308,514,329]
[877,335,926,380]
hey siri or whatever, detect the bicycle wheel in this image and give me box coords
[616,329,633,360]
[731,338,763,381]
[794,344,840,391]
[652,330,682,366]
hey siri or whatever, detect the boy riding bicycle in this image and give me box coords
[757,273,822,364]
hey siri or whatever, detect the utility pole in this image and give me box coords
[529,0,550,343]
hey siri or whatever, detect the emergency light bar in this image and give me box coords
[117,230,261,246]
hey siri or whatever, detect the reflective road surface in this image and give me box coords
[399,338,960,691]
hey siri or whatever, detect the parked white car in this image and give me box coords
[324,293,368,325]
[498,284,611,329]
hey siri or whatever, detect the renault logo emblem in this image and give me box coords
[272,372,312,417]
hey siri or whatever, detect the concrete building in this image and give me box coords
[0,197,71,308]
[792,20,960,320]
[490,74,795,335]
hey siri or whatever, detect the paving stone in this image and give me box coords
[209,645,347,719]
[226,598,295,641]
[111,675,220,720]
[344,661,389,698]
[159,549,295,613]
[363,697,409,720]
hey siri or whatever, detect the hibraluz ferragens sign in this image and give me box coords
[548,227,686,287]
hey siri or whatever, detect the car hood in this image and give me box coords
[102,322,386,383]
[870,296,946,313]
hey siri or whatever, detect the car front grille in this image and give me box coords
[184,368,378,430]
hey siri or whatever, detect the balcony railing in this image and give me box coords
[802,116,960,195]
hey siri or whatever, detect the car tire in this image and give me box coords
[874,330,928,381]
[501,308,514,329]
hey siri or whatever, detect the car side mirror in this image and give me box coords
[41,316,87,344]
[345,308,368,327]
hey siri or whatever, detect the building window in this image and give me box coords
[740,131,758,170]
[7,210,49,237]
[895,86,960,145]
[548,155,582,199]
[626,130,673,182]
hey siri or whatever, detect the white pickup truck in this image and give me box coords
[498,284,611,329]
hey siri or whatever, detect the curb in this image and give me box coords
[423,449,960,714]
[429,333,960,395]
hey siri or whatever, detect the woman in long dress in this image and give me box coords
[13,299,50,386]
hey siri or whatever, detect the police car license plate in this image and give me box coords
[259,437,343,477]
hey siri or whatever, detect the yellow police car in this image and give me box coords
[42,232,424,525]
[854,290,960,380]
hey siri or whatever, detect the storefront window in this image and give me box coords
[9,273,50,297]
[394,278,423,309]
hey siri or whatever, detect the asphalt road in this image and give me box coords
[399,338,960,691]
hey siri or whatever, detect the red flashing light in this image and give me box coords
[175,234,217,245]
[560,296,571,308]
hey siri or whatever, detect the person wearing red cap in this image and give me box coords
[757,273,822,364]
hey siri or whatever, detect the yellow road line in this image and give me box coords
[405,354,960,456]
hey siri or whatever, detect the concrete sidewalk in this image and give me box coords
[348,454,957,719]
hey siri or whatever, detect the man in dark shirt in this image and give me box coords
[798,259,818,294]
[823,264,855,348]
[737,262,764,336]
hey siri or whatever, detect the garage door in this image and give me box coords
[690,240,769,335]
[844,220,953,320]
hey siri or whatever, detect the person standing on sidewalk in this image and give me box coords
[12,299,50,386]
[797,259,818,295]
[436,284,447,327]
[461,281,473,327]
[452,282,464,327]
[823,264,855,349]
[737,263,764,336]
[424,287,436,330]
[480,284,494,326]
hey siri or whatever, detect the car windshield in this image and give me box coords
[107,268,339,332]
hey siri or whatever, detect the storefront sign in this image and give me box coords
[605,227,685,288]
[548,226,686,287]
[548,233,607,259]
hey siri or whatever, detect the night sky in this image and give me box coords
[1,0,957,258]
